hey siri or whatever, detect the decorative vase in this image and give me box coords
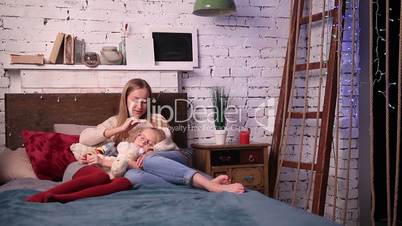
[214,129,228,145]
[100,46,123,65]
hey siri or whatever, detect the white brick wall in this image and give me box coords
[0,0,359,224]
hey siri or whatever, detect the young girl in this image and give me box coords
[26,127,166,203]
[72,127,167,178]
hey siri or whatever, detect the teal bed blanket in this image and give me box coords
[0,186,339,226]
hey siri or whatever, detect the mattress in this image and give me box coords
[0,179,339,226]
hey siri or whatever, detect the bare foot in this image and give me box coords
[207,183,245,194]
[210,175,231,185]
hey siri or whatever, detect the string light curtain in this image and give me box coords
[370,1,401,226]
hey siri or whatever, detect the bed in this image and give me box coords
[0,93,339,226]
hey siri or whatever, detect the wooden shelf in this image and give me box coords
[3,63,194,71]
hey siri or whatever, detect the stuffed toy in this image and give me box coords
[70,142,116,161]
[70,141,147,179]
[70,142,119,178]
[109,142,145,178]
[70,126,179,179]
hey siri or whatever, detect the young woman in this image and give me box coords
[81,78,244,193]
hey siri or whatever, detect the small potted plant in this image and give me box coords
[212,87,229,145]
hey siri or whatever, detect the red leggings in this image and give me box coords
[26,165,132,203]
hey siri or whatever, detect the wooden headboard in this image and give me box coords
[5,93,188,149]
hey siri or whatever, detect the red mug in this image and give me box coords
[239,129,250,144]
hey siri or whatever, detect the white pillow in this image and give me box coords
[153,127,179,152]
[0,147,37,183]
[53,124,95,136]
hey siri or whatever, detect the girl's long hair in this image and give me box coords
[114,78,152,143]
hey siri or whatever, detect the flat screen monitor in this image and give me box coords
[148,27,198,68]
[152,32,193,62]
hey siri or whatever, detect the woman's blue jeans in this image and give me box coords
[124,151,198,189]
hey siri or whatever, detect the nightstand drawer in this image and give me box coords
[211,149,263,166]
[239,150,263,164]
[232,167,263,187]
[211,150,240,166]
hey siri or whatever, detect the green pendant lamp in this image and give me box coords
[193,0,237,17]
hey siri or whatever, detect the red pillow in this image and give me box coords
[22,130,79,181]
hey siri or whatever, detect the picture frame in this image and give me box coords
[146,26,199,68]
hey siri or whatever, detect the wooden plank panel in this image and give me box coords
[5,93,188,149]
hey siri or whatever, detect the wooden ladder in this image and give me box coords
[269,0,345,215]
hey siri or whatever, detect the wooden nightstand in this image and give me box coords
[192,143,270,195]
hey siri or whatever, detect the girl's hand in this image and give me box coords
[78,153,88,164]
[136,155,146,169]
[87,153,105,166]
[127,159,140,169]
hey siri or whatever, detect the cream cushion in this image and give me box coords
[0,147,37,183]
[53,124,94,136]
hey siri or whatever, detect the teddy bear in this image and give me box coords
[70,127,178,179]
[109,142,145,178]
[70,142,116,161]
[70,141,146,179]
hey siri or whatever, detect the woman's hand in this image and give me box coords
[103,117,141,138]
[86,153,105,166]
[119,117,141,133]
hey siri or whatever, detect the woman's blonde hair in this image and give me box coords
[114,79,152,143]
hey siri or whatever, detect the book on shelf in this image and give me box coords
[63,34,75,64]
[10,54,44,65]
[48,32,65,64]
[74,37,85,64]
